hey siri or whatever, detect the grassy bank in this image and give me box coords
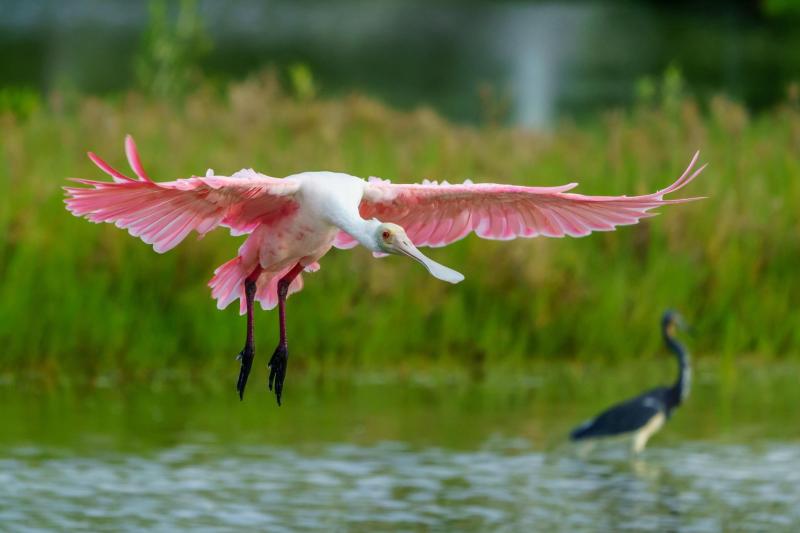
[1,73,799,377]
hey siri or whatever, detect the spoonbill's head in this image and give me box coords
[375,222,464,284]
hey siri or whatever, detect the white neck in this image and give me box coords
[331,210,381,252]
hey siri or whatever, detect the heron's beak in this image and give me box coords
[395,237,464,284]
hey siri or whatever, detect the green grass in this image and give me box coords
[1,73,799,378]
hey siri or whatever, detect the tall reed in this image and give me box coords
[1,73,798,378]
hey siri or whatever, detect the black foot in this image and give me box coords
[236,344,254,401]
[268,344,288,406]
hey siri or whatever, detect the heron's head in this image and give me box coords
[661,309,688,337]
[374,222,464,284]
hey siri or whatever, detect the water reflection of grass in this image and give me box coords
[2,358,798,449]
[1,73,799,377]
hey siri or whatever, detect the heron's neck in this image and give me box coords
[332,209,381,252]
[664,330,690,405]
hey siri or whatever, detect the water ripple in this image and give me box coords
[1,441,799,531]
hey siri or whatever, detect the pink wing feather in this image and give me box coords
[64,136,300,253]
[345,152,705,248]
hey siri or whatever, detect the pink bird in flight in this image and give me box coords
[65,136,705,404]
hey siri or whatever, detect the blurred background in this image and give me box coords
[1,0,799,530]
[4,0,800,126]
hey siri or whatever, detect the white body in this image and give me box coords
[256,171,367,271]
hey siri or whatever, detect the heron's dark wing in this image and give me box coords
[570,389,667,441]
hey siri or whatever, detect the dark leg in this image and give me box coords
[268,262,304,406]
[236,268,262,400]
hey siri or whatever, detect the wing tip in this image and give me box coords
[124,134,154,183]
[87,151,134,183]
[658,151,706,198]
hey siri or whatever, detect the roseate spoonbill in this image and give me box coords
[64,136,704,405]
[570,310,691,453]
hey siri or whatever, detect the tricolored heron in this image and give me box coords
[569,310,691,453]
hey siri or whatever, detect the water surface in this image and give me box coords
[1,364,799,531]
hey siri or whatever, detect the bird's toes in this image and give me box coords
[236,345,255,401]
[268,344,288,406]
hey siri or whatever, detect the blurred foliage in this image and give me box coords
[635,65,686,113]
[287,63,318,101]
[0,87,41,119]
[1,71,799,380]
[135,0,212,99]
[477,83,512,128]
[763,0,800,17]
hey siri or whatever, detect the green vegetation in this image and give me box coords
[135,0,212,99]
[1,71,799,381]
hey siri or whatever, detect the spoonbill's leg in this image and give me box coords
[236,267,262,400]
[268,262,304,406]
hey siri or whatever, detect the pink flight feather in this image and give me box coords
[342,152,705,248]
[64,136,300,255]
[124,135,153,183]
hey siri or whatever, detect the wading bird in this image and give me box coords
[569,310,691,453]
[65,136,704,405]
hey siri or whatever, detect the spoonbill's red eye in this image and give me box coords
[382,231,391,240]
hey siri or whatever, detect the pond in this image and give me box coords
[1,361,799,531]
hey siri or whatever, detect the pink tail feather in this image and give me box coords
[209,257,249,311]
[252,266,305,312]
[209,259,310,314]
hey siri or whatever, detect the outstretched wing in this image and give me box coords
[336,153,705,249]
[64,136,300,253]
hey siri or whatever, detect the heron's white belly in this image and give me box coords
[631,412,666,453]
